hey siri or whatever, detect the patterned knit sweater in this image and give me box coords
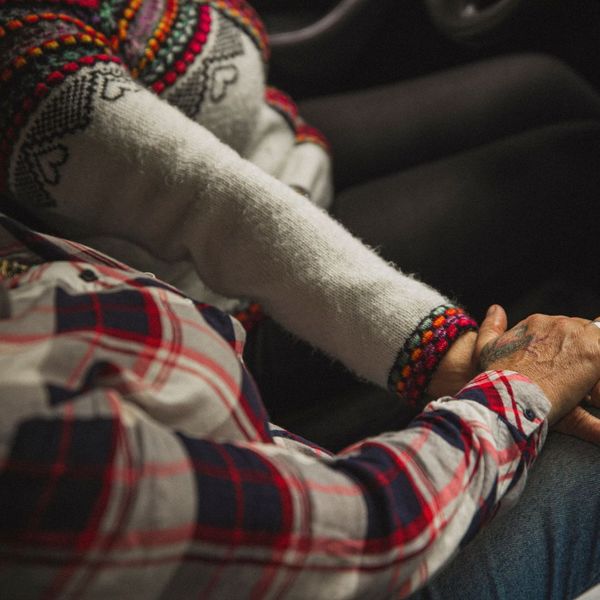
[0,0,476,398]
[0,0,332,301]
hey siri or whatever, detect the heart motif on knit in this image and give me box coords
[100,76,137,102]
[209,65,238,103]
[35,145,69,185]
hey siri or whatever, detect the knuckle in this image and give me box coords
[554,318,573,333]
[526,313,546,328]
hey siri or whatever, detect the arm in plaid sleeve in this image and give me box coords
[0,256,550,598]
[0,3,472,391]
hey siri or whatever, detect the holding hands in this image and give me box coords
[429,304,600,442]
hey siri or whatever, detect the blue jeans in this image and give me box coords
[408,412,600,600]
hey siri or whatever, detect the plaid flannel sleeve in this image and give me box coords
[0,260,551,599]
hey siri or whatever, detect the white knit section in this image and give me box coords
[244,103,334,209]
[279,142,333,210]
[243,101,295,176]
[10,65,448,386]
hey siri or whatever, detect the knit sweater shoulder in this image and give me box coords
[2,0,333,196]
[0,0,332,300]
[0,0,476,397]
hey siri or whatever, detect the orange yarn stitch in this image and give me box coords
[131,0,179,78]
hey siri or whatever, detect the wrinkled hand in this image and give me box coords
[429,304,600,444]
[476,306,600,428]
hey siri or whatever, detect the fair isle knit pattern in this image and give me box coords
[0,0,330,198]
[0,10,120,197]
[211,0,269,61]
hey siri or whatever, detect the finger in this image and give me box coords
[554,406,600,446]
[475,304,508,359]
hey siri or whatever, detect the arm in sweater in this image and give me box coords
[0,11,474,390]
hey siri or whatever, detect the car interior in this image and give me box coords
[256,0,600,98]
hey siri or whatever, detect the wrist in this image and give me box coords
[426,330,478,399]
[388,305,478,408]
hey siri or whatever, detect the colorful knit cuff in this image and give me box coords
[388,305,478,408]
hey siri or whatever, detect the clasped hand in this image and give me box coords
[427,305,600,444]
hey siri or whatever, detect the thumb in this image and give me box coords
[475,304,508,360]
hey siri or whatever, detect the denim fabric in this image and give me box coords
[409,410,600,600]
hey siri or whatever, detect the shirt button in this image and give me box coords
[79,269,98,282]
[524,408,536,421]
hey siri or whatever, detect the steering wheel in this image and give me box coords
[424,0,526,42]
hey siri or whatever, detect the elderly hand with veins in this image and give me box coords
[477,304,600,443]
[429,304,600,444]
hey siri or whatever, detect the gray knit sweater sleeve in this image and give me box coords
[7,59,476,389]
[1,0,479,393]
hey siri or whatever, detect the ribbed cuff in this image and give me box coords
[388,305,478,408]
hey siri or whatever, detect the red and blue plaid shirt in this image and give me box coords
[0,214,551,598]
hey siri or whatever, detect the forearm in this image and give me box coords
[0,231,550,598]
[0,366,550,599]
[5,59,462,386]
